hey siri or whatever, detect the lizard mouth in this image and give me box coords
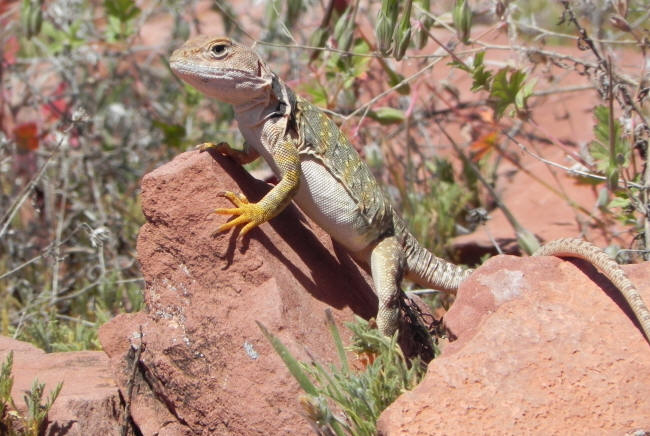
[170,62,257,94]
[170,61,248,81]
[170,60,272,104]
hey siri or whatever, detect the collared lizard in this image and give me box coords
[169,35,650,343]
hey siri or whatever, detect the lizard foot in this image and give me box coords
[214,191,269,237]
[198,142,259,165]
[197,141,230,154]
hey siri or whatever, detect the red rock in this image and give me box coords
[99,150,380,435]
[377,255,650,435]
[0,336,123,435]
[453,145,627,261]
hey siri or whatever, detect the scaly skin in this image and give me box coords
[534,238,650,341]
[170,36,650,344]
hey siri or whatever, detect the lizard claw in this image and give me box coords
[213,191,268,237]
[217,191,249,206]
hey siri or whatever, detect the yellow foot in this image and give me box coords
[197,142,229,153]
[214,191,268,237]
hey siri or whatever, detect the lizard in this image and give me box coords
[169,35,650,344]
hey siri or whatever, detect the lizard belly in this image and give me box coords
[293,158,375,252]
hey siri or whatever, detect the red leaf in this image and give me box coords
[469,131,498,161]
[13,122,39,151]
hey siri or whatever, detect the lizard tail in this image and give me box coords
[534,237,650,343]
[402,232,473,293]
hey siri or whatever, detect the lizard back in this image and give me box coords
[293,98,395,250]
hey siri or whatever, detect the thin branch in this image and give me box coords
[0,142,62,240]
[503,131,643,189]
[321,56,446,122]
[512,20,638,45]
[532,84,595,96]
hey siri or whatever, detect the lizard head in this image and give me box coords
[170,36,273,105]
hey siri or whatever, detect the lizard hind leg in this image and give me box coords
[370,236,405,337]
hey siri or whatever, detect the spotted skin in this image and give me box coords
[170,36,650,343]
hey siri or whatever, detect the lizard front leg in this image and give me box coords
[213,138,300,238]
[198,141,260,165]
[370,236,405,337]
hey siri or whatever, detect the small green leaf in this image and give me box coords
[471,55,492,91]
[384,67,411,95]
[300,81,328,107]
[517,228,540,255]
[350,39,372,73]
[449,59,473,73]
[415,0,432,49]
[21,0,43,38]
[452,0,472,44]
[104,0,140,21]
[375,12,393,55]
[473,50,485,68]
[152,120,186,149]
[489,68,530,119]
[393,0,413,61]
[285,0,302,28]
[515,77,536,110]
[333,6,352,40]
[449,52,492,91]
[589,105,629,173]
[182,84,203,106]
[608,195,630,209]
[368,107,406,125]
[376,0,399,54]
[606,164,619,190]
[393,26,411,62]
[309,27,327,50]
[104,0,140,41]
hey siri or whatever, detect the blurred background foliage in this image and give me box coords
[1,0,648,351]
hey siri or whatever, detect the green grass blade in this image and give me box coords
[256,321,318,396]
[325,309,348,374]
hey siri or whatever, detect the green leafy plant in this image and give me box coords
[0,352,62,435]
[451,51,492,92]
[0,352,17,426]
[104,0,141,42]
[2,0,187,352]
[589,105,630,186]
[23,379,62,436]
[451,52,535,120]
[18,314,103,353]
[586,104,644,245]
[489,68,535,119]
[258,314,426,435]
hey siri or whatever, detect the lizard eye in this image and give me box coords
[210,43,228,57]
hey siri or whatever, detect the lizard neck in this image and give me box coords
[233,95,277,130]
[233,73,295,131]
[232,85,291,171]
